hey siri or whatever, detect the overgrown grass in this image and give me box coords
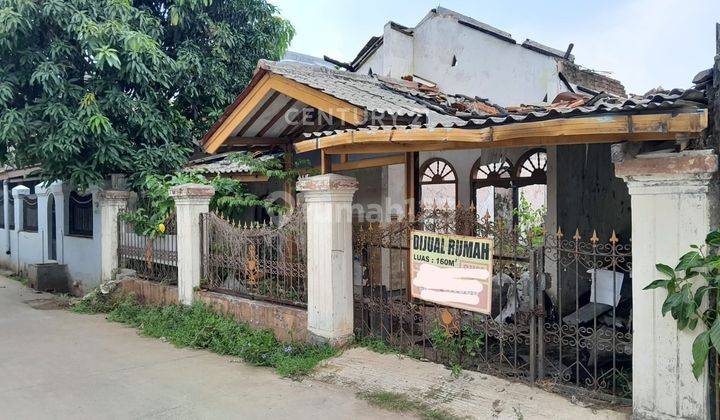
[359,390,462,420]
[9,274,29,286]
[72,293,337,377]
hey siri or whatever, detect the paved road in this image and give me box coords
[0,276,401,419]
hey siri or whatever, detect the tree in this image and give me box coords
[0,0,293,189]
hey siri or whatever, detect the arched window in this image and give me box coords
[514,149,548,213]
[471,159,514,220]
[420,158,457,207]
[514,149,547,186]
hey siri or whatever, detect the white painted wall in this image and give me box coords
[357,10,566,106]
[0,180,103,292]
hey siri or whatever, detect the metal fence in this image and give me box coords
[200,208,307,307]
[353,205,632,404]
[117,212,178,284]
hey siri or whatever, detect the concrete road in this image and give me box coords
[0,276,402,419]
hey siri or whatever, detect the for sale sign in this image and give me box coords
[410,230,493,314]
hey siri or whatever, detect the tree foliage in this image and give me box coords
[646,230,720,379]
[0,0,293,188]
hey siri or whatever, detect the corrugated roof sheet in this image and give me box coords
[258,60,466,126]
[186,153,280,174]
[293,83,708,139]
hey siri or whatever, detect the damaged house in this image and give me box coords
[198,7,715,417]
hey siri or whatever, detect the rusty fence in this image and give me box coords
[353,205,632,404]
[200,208,307,307]
[117,212,178,284]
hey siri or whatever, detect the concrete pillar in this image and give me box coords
[11,185,29,231]
[616,150,717,420]
[11,185,29,272]
[297,174,358,346]
[35,184,50,262]
[97,190,131,281]
[47,181,67,263]
[169,183,214,305]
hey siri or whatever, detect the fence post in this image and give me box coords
[169,183,215,305]
[616,150,717,420]
[97,190,131,282]
[297,174,358,346]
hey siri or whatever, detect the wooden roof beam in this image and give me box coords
[293,110,708,154]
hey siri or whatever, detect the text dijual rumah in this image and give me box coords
[412,233,491,260]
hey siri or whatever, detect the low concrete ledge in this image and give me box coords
[118,279,307,343]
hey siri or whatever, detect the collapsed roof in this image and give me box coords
[202,59,708,155]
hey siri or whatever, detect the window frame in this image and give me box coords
[513,148,548,187]
[68,191,94,238]
[419,158,459,208]
[22,194,38,232]
[469,149,548,220]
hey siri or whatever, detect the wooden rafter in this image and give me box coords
[257,98,298,137]
[236,91,281,138]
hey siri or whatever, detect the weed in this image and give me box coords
[9,274,29,286]
[356,335,422,359]
[70,289,120,314]
[359,390,462,420]
[73,293,337,377]
[513,406,524,420]
[450,363,463,379]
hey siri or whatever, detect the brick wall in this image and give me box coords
[118,279,308,342]
[559,61,626,96]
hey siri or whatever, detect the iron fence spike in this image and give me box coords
[610,230,619,244]
[573,228,582,241]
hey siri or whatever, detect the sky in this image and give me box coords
[268,0,720,95]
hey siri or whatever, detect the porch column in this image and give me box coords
[297,174,358,346]
[169,183,214,305]
[97,190,131,282]
[616,150,717,420]
[12,185,29,231]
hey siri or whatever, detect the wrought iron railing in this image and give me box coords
[117,212,178,284]
[200,208,307,307]
[352,205,632,404]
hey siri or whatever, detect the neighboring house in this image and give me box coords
[329,7,625,102]
[0,169,122,294]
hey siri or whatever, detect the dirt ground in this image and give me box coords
[312,347,631,419]
[0,274,630,419]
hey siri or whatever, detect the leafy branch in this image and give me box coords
[122,152,311,236]
[645,230,720,378]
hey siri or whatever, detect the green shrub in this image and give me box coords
[74,293,336,377]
